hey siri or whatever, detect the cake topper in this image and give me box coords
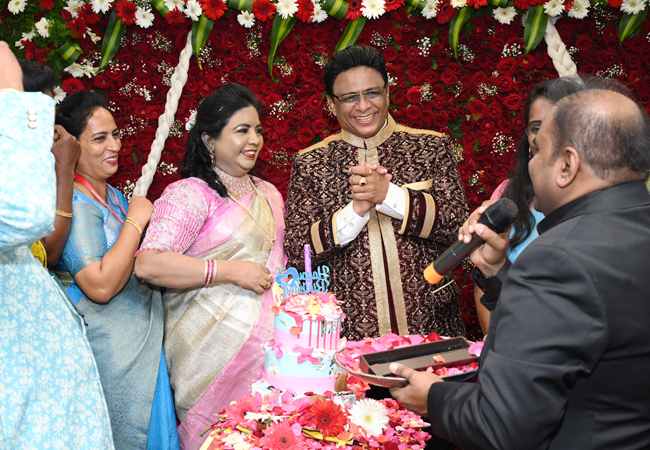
[274,266,330,295]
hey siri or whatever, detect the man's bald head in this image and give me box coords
[550,88,650,183]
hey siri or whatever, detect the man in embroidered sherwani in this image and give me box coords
[285,45,469,341]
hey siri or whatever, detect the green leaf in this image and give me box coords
[619,8,650,43]
[268,14,298,81]
[192,15,215,70]
[487,0,508,7]
[151,0,170,16]
[523,5,549,54]
[335,17,367,53]
[321,0,349,20]
[449,7,473,60]
[55,42,82,66]
[227,0,253,11]
[99,11,126,70]
[403,0,426,11]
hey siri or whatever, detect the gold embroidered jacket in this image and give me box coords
[285,116,469,341]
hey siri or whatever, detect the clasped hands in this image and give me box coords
[348,162,392,216]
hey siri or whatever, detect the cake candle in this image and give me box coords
[304,244,312,292]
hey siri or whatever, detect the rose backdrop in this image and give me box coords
[5,6,650,339]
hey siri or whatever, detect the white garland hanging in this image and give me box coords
[133,30,193,197]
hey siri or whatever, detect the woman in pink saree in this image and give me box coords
[135,83,285,450]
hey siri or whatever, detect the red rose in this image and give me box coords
[433,111,449,128]
[489,38,505,53]
[574,34,592,52]
[469,100,487,119]
[94,74,111,90]
[462,132,476,146]
[383,47,399,62]
[503,93,523,111]
[493,164,510,177]
[602,25,618,46]
[406,105,421,120]
[420,110,434,124]
[495,75,514,92]
[497,119,514,134]
[392,91,407,106]
[496,57,517,77]
[298,128,315,145]
[440,70,458,87]
[487,102,502,120]
[598,50,617,66]
[61,78,85,94]
[407,69,424,85]
[406,86,421,104]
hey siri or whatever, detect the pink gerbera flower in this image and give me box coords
[260,419,307,450]
[224,394,262,428]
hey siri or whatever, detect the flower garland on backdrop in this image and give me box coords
[2,2,650,339]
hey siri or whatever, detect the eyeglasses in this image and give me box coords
[525,120,542,137]
[331,86,387,105]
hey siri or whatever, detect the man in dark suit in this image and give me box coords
[390,86,650,449]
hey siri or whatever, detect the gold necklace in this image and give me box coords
[228,184,277,250]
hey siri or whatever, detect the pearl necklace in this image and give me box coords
[214,166,253,198]
[214,167,276,250]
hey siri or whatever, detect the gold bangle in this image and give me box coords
[55,209,73,218]
[0,88,20,94]
[125,217,142,236]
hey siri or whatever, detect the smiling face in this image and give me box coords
[210,105,263,177]
[326,66,389,139]
[76,107,120,184]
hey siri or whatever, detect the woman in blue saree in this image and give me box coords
[53,90,180,450]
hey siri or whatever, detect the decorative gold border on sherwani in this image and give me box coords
[399,186,411,235]
[403,178,433,190]
[331,210,341,246]
[311,221,325,254]
[356,141,409,336]
[419,193,437,239]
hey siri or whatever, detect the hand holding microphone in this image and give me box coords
[424,198,518,284]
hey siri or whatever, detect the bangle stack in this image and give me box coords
[125,217,142,236]
[204,259,217,285]
[55,209,73,218]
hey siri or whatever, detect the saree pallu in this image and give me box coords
[163,182,285,450]
[55,186,177,450]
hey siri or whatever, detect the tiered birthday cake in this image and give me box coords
[261,271,345,395]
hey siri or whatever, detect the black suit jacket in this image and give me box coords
[427,181,650,450]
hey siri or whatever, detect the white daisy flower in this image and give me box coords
[15,29,36,49]
[8,0,27,15]
[349,398,389,437]
[64,0,84,18]
[53,87,67,104]
[184,0,202,20]
[237,10,255,27]
[276,0,298,19]
[135,6,155,27]
[543,0,564,16]
[621,0,646,14]
[64,63,86,78]
[35,17,50,38]
[421,0,439,19]
[91,0,114,14]
[493,5,516,23]
[361,0,386,19]
[450,0,466,7]
[567,0,590,18]
[312,5,328,22]
[164,0,185,10]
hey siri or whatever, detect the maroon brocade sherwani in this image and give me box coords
[285,116,469,341]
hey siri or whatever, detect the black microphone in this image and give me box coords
[423,198,518,284]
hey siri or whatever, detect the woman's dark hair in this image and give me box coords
[181,83,262,197]
[19,59,56,94]
[324,45,388,98]
[504,77,585,249]
[55,90,109,139]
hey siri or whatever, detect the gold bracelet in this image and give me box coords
[125,217,142,236]
[55,209,73,218]
[0,88,20,94]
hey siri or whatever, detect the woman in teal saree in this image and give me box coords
[53,90,180,450]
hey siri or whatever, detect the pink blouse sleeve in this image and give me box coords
[490,179,510,200]
[138,178,211,255]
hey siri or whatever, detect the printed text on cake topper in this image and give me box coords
[275,266,330,294]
